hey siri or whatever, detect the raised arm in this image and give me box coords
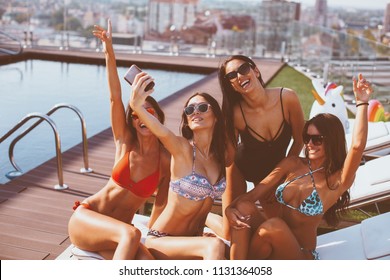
[339,73,372,192]
[93,19,129,144]
[129,72,186,157]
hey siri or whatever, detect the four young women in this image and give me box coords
[68,20,371,260]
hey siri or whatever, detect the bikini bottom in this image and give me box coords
[72,200,90,211]
[301,248,320,260]
[147,229,171,238]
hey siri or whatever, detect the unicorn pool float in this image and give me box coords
[310,80,390,156]
[310,80,350,133]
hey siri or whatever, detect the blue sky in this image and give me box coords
[298,0,389,10]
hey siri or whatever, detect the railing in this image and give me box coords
[0,30,23,55]
[0,104,93,190]
[0,113,67,190]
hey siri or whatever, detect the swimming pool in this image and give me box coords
[0,59,205,183]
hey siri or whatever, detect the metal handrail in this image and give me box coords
[0,103,93,190]
[0,113,68,190]
[8,103,93,174]
[0,30,23,55]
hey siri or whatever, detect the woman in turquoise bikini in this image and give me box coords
[225,74,372,260]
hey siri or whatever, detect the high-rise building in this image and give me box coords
[314,0,327,27]
[255,0,301,53]
[384,3,390,33]
[148,0,199,35]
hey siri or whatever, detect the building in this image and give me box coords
[254,0,301,55]
[384,3,390,34]
[314,0,327,27]
[148,0,199,37]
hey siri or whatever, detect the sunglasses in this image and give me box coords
[303,134,325,146]
[224,62,253,81]
[131,107,156,120]
[183,102,211,116]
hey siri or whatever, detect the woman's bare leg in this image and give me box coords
[248,217,308,260]
[68,207,148,260]
[146,236,226,260]
[229,200,265,259]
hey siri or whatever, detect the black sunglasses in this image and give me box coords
[303,134,325,146]
[184,102,211,116]
[224,62,253,80]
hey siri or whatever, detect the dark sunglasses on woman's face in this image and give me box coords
[183,102,211,116]
[224,62,252,81]
[303,134,325,146]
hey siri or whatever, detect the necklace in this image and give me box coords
[193,141,211,160]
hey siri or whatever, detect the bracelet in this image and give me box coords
[356,102,369,107]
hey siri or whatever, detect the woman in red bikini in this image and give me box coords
[68,19,170,260]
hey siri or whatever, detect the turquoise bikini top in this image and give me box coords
[275,161,324,216]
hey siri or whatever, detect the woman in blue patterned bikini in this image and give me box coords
[130,72,229,259]
[225,74,372,260]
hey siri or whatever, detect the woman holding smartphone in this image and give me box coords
[130,70,229,259]
[68,19,171,260]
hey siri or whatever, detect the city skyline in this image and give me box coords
[298,0,389,10]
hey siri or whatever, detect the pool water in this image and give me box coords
[0,59,205,183]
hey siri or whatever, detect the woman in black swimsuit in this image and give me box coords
[207,55,305,240]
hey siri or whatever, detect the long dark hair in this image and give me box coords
[180,92,226,181]
[125,96,165,140]
[303,113,349,226]
[218,55,266,147]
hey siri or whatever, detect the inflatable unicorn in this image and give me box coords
[309,80,350,133]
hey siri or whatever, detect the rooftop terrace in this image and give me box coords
[0,49,284,260]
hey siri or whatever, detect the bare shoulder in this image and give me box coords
[281,87,299,102]
[279,155,303,168]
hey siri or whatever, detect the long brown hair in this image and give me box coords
[180,92,226,181]
[303,113,349,226]
[125,96,165,140]
[218,55,266,147]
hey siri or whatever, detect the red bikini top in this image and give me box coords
[111,151,160,198]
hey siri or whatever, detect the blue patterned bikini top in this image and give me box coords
[170,145,226,201]
[275,161,324,216]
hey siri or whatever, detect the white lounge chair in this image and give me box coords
[347,119,390,157]
[348,154,390,214]
[316,211,390,260]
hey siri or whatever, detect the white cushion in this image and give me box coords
[361,212,390,259]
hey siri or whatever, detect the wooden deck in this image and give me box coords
[0,50,284,260]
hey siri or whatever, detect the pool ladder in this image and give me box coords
[0,103,93,190]
[0,30,23,55]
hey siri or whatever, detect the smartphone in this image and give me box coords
[124,64,155,91]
